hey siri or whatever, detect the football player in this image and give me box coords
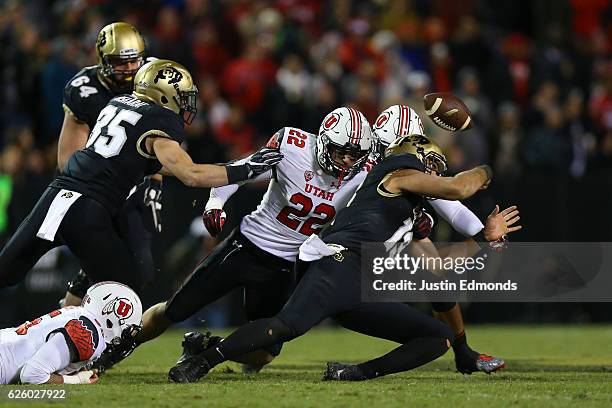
[0,282,141,384]
[168,134,521,383]
[99,107,375,372]
[58,22,161,307]
[0,59,282,293]
[373,105,507,374]
[94,106,501,374]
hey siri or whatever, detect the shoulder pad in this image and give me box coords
[63,316,100,361]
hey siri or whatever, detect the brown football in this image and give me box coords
[423,92,472,132]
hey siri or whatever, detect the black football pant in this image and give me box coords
[165,228,294,354]
[0,187,142,290]
[66,182,155,297]
[202,250,453,377]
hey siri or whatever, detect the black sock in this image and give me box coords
[453,331,478,360]
[357,337,450,379]
[200,318,293,367]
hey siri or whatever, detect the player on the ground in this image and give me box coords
[58,22,162,307]
[0,59,282,292]
[167,134,521,383]
[0,282,141,384]
[373,104,506,374]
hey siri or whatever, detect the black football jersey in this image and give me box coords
[321,153,425,251]
[63,66,115,129]
[52,95,185,213]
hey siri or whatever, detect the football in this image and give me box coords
[423,92,472,132]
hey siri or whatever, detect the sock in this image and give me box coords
[357,337,450,379]
[200,318,292,367]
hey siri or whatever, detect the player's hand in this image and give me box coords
[89,370,100,384]
[245,146,283,178]
[143,178,163,233]
[483,205,521,242]
[413,208,435,240]
[203,209,226,238]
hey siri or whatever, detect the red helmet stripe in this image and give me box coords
[348,107,362,145]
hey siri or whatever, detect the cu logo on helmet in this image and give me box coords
[154,67,183,85]
[374,112,390,129]
[323,113,340,131]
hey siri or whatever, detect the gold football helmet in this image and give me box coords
[96,22,146,92]
[385,134,448,175]
[133,59,198,125]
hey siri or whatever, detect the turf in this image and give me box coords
[2,325,612,407]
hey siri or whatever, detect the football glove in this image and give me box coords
[226,147,283,183]
[202,209,226,238]
[413,208,435,240]
[143,177,163,233]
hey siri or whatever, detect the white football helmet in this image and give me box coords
[82,281,143,344]
[373,105,425,156]
[317,107,373,181]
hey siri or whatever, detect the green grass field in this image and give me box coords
[3,325,612,407]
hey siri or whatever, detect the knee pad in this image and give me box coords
[67,270,93,298]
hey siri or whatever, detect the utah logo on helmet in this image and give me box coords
[316,107,373,181]
[373,105,426,152]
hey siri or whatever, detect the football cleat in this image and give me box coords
[176,331,223,365]
[322,362,368,381]
[475,354,506,373]
[168,353,211,383]
[456,352,506,374]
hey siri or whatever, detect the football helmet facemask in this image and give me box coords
[133,59,198,125]
[373,105,425,158]
[385,134,448,175]
[317,107,373,181]
[96,22,146,94]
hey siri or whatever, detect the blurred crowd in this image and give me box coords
[0,0,611,292]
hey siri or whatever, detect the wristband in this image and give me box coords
[225,165,249,184]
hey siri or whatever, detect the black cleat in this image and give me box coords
[323,362,368,381]
[176,331,223,365]
[168,353,211,383]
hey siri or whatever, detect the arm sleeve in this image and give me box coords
[19,333,72,384]
[428,199,484,237]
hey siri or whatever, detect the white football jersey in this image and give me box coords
[240,127,374,261]
[0,306,105,384]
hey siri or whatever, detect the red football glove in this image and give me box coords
[413,209,435,240]
[203,209,226,238]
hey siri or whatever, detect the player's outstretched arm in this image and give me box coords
[385,165,492,200]
[151,138,282,188]
[57,112,90,171]
[428,199,484,237]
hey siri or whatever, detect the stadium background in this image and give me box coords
[0,0,610,327]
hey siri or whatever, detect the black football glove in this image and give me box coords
[143,178,163,233]
[413,208,435,240]
[226,147,283,183]
[202,209,226,238]
[244,146,283,178]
